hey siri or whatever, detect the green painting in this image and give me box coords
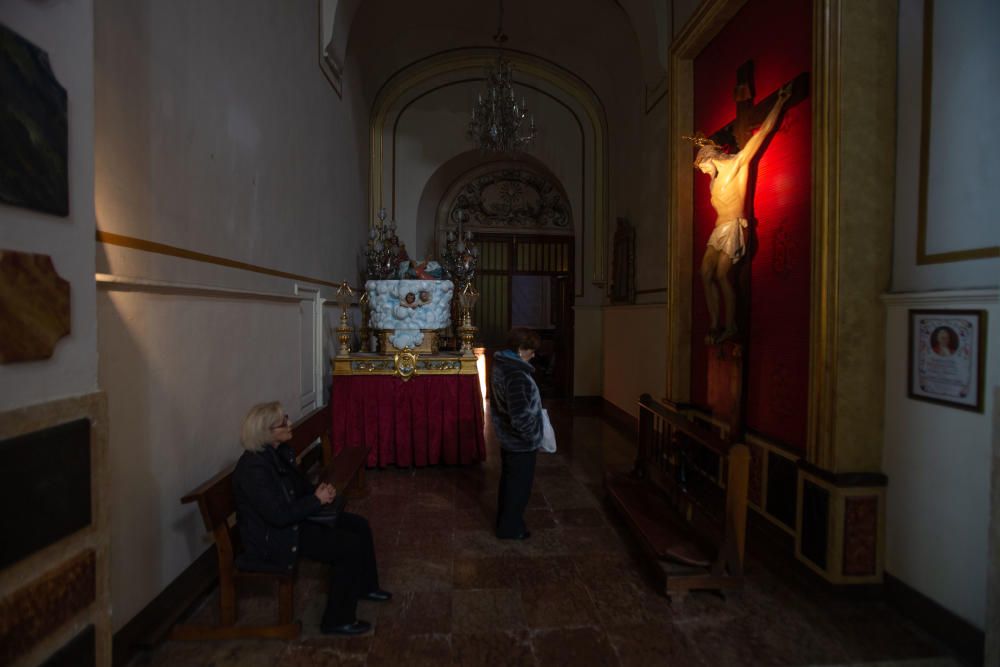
[0,23,68,217]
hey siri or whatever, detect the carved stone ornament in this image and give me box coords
[448,168,571,231]
[0,250,71,363]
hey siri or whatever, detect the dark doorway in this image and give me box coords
[473,233,574,398]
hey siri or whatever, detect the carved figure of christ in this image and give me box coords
[695,77,793,345]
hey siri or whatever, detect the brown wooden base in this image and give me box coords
[605,472,743,601]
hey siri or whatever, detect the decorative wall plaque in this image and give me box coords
[448,168,571,230]
[0,24,69,216]
[0,250,71,363]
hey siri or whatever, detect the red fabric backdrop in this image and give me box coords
[331,374,486,467]
[690,0,812,451]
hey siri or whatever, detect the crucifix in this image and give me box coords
[690,61,808,440]
[690,61,808,347]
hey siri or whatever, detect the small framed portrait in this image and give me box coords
[908,309,987,412]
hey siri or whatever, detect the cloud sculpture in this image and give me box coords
[366,279,454,349]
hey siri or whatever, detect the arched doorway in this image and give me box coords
[437,164,574,398]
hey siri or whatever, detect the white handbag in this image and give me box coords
[540,409,557,453]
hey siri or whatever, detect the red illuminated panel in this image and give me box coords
[690,0,812,451]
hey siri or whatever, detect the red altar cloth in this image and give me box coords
[331,374,487,467]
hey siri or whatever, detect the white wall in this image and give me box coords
[0,2,98,411]
[892,0,999,291]
[882,292,997,629]
[881,0,1000,632]
[602,304,667,415]
[94,0,367,630]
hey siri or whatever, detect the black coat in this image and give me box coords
[232,443,321,573]
[489,350,544,452]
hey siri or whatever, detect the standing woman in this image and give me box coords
[233,402,391,635]
[490,328,544,539]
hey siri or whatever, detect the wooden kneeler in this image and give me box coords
[169,464,301,640]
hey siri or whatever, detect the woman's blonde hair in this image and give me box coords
[241,401,284,452]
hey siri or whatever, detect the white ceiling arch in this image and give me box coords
[369,47,610,286]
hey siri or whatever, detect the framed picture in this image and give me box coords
[908,309,987,412]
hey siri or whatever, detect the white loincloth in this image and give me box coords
[706,218,748,263]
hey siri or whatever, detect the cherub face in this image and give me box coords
[419,291,431,303]
[404,292,416,304]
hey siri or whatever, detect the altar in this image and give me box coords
[330,352,486,468]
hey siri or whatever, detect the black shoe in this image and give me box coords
[497,530,531,540]
[321,620,372,636]
[364,589,392,602]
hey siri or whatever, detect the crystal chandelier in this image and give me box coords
[467,0,536,153]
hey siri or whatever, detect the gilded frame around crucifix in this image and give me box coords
[666,0,897,473]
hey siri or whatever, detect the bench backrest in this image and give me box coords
[637,393,749,575]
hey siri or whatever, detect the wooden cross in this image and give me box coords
[711,61,809,151]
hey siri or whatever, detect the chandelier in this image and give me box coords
[467,0,536,153]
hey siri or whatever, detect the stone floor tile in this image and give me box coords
[531,627,620,667]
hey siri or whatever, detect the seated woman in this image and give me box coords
[233,402,391,636]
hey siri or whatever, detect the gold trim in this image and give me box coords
[332,353,478,377]
[96,231,339,288]
[807,0,841,469]
[916,0,1000,265]
[665,0,749,404]
[369,48,610,285]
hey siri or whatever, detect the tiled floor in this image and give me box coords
[130,403,963,666]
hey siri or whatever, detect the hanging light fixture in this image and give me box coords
[467,0,536,153]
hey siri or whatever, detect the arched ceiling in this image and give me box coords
[341,0,669,104]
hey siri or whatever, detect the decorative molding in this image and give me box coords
[369,47,610,285]
[447,167,572,232]
[95,274,315,303]
[96,231,339,288]
[881,288,999,307]
[843,495,879,576]
[0,251,71,363]
[807,0,842,470]
[916,0,1000,265]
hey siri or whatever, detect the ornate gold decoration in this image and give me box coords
[334,282,355,357]
[332,352,477,377]
[394,349,417,381]
[457,283,479,357]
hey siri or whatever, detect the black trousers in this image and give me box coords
[299,511,380,626]
[496,448,537,538]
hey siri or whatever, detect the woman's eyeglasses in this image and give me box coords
[270,414,291,430]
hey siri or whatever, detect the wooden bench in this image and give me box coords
[169,404,368,640]
[605,394,750,601]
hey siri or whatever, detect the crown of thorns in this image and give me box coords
[682,133,722,150]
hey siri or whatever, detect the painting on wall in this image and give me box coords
[908,309,986,412]
[0,23,68,217]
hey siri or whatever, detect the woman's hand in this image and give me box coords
[314,482,337,504]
